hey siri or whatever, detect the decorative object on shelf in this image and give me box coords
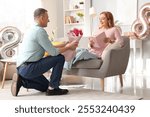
[131,3,150,40]
[65,16,75,24]
[76,12,84,17]
[89,7,96,35]
[76,12,84,23]
[79,1,84,9]
[0,26,22,59]
[74,5,79,9]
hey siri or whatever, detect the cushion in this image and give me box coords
[72,58,102,69]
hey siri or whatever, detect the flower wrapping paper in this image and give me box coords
[62,28,83,61]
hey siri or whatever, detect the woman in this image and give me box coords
[88,11,124,58]
[64,11,124,69]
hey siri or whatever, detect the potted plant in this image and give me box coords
[76,12,84,23]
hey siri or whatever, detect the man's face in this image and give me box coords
[40,12,49,27]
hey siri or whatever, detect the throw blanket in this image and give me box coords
[64,48,98,70]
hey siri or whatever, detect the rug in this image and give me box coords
[0,83,142,100]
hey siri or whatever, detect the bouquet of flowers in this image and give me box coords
[67,28,83,42]
[62,28,83,61]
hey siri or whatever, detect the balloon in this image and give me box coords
[131,3,150,40]
[0,26,22,59]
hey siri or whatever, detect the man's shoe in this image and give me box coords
[46,88,69,96]
[11,73,22,96]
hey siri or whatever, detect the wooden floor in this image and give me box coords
[0,70,150,99]
[60,70,150,100]
[1,57,150,100]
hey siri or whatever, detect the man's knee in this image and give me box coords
[58,54,65,62]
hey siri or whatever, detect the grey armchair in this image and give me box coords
[63,36,130,91]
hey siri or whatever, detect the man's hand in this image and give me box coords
[53,41,66,48]
[65,41,78,50]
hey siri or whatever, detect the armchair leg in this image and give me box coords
[119,74,123,87]
[100,79,104,91]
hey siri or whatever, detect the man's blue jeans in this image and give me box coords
[18,54,65,92]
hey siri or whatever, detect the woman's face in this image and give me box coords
[99,13,108,28]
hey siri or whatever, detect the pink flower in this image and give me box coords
[72,28,83,36]
[67,28,83,42]
[62,28,83,62]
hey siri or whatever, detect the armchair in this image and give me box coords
[63,36,130,91]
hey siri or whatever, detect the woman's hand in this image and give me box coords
[88,37,94,48]
[103,37,109,43]
[103,38,115,44]
[109,39,115,44]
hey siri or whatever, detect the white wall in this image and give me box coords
[56,0,64,38]
[41,0,58,36]
[92,0,138,33]
[41,0,64,38]
[92,0,117,32]
[116,0,137,25]
[0,0,42,32]
[92,0,150,36]
[0,0,59,36]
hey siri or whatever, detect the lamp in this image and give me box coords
[89,7,96,35]
[89,7,96,17]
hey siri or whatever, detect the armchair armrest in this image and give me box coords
[99,36,130,78]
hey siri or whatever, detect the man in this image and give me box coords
[11,8,78,96]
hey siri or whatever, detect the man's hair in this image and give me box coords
[34,8,47,18]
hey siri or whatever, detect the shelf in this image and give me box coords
[63,0,91,37]
[65,22,84,26]
[64,8,84,12]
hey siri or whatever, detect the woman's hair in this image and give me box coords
[100,11,114,28]
[34,8,47,19]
